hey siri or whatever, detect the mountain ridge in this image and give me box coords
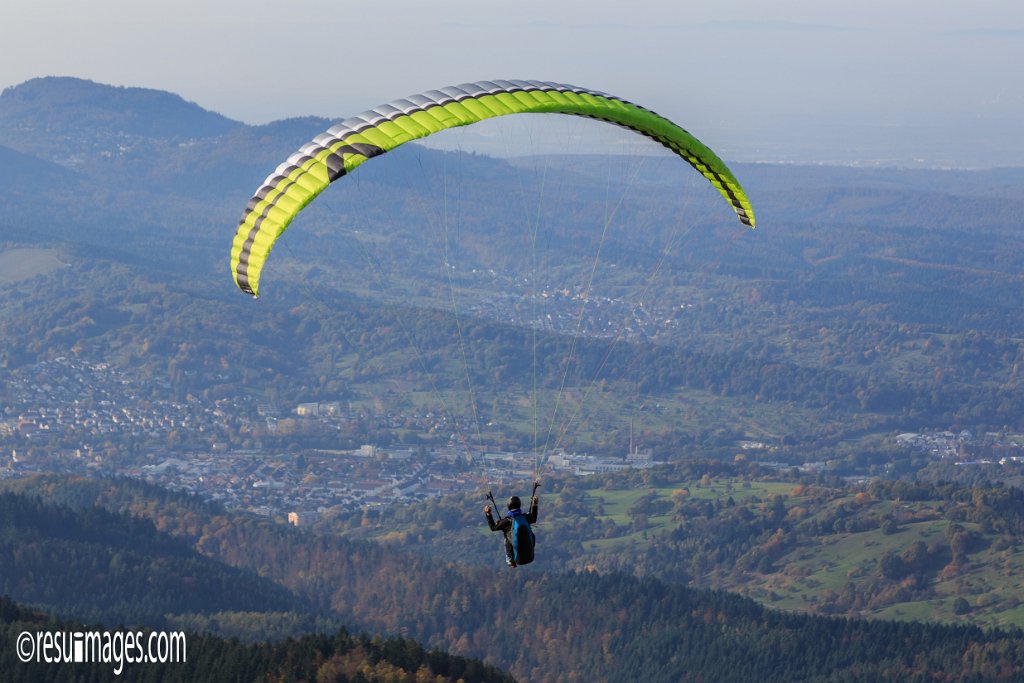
[0,76,241,141]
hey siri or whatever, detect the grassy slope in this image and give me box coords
[333,469,1024,630]
[0,247,66,284]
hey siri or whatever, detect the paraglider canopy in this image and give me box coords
[229,80,755,298]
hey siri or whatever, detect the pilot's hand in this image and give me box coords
[484,505,491,514]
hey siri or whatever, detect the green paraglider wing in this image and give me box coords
[231,80,755,297]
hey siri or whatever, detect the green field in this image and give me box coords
[577,477,1024,628]
[0,247,66,284]
[343,469,1024,631]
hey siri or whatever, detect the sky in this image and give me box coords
[2,0,1022,167]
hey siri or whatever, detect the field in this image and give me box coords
[346,469,1024,631]
[0,247,66,284]
[560,475,1024,628]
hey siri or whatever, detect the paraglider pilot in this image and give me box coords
[484,482,539,568]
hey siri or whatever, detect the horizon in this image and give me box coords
[2,1,1022,168]
[3,74,1022,172]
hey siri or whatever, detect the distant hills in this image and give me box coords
[2,76,1024,450]
[0,77,342,208]
[2,75,1021,245]
[0,76,526,202]
[0,76,240,145]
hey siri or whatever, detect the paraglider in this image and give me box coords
[485,482,540,568]
[228,81,758,568]
[229,79,755,298]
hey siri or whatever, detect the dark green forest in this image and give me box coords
[1,595,513,683]
[0,490,310,628]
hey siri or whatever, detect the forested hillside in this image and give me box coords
[0,489,313,630]
[0,595,513,683]
[4,474,1024,682]
[2,78,1024,460]
[325,460,1024,627]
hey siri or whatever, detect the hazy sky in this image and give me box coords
[2,1,1022,166]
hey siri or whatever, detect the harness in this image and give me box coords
[508,508,536,565]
